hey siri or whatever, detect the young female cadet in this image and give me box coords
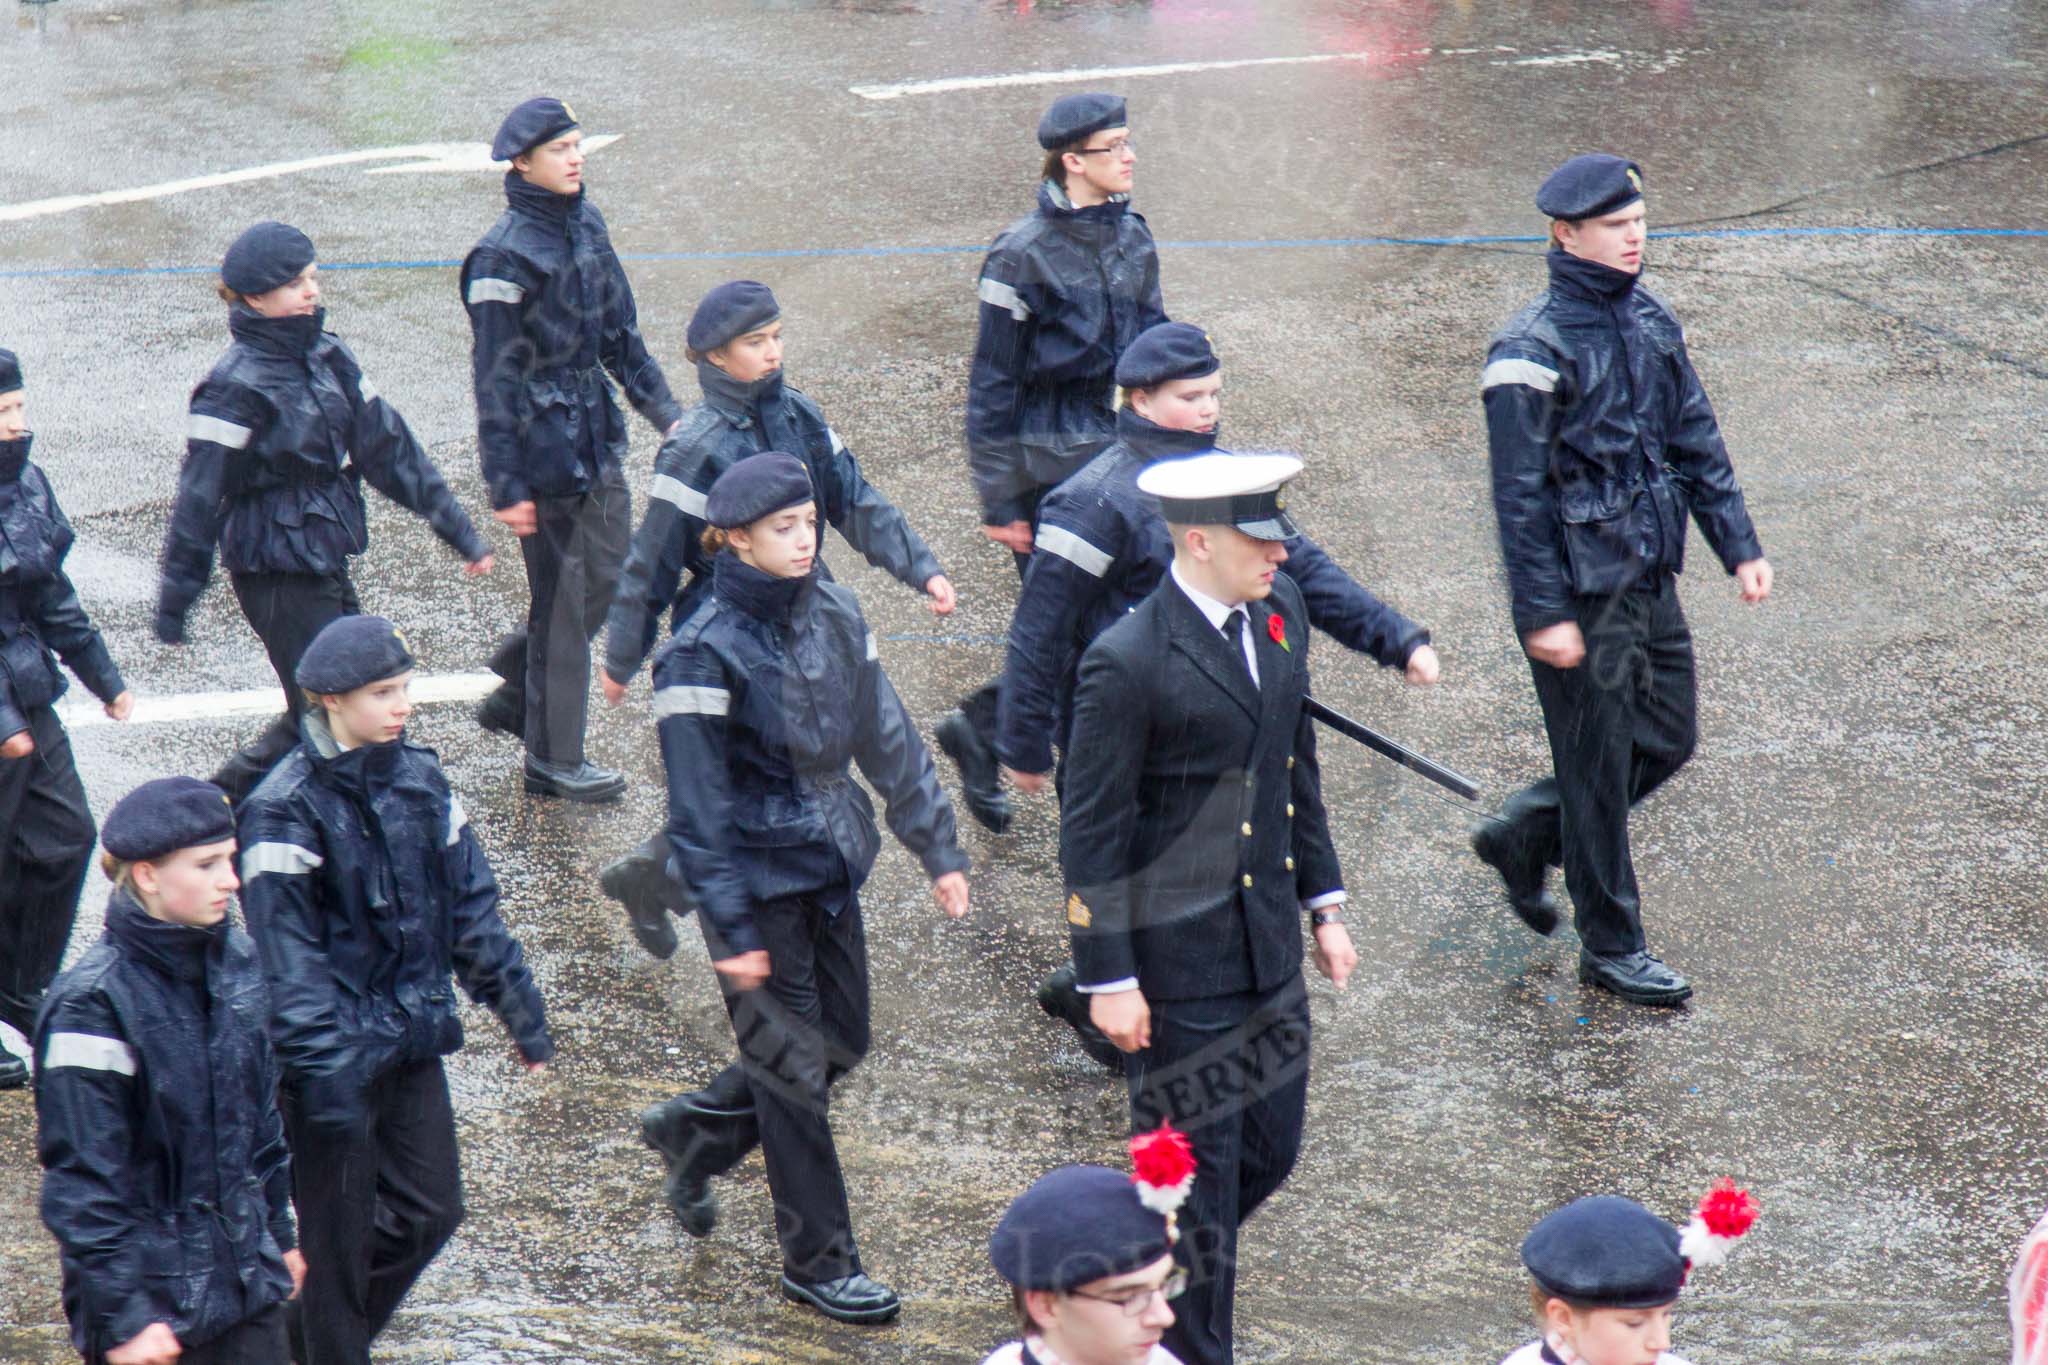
[35,777,305,1365]
[0,348,133,1089]
[155,222,492,804]
[638,453,969,1324]
[595,279,953,957]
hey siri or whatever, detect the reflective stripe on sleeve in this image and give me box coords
[649,474,709,518]
[1480,358,1560,393]
[977,277,1031,321]
[240,842,325,878]
[358,374,378,404]
[654,685,731,718]
[43,1032,138,1077]
[1035,524,1113,577]
[466,277,526,306]
[446,796,468,847]
[866,633,879,661]
[186,413,254,450]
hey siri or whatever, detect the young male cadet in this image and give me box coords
[1058,452,1360,1365]
[1476,154,1772,1006]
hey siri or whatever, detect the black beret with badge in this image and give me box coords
[1535,153,1645,222]
[221,222,316,297]
[1037,92,1127,150]
[492,96,580,162]
[1116,321,1219,390]
[295,615,417,695]
[101,777,236,863]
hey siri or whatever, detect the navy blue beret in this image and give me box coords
[1038,92,1127,150]
[687,281,780,355]
[102,777,236,863]
[1521,1196,1685,1309]
[221,222,316,296]
[705,452,814,530]
[990,1165,1173,1291]
[1536,154,1645,222]
[295,615,416,695]
[0,348,20,396]
[1117,322,1219,389]
[493,96,580,162]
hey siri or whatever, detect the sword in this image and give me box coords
[1305,697,1480,801]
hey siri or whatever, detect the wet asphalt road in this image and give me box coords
[4,0,2048,1360]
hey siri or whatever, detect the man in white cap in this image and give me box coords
[1057,451,1358,1365]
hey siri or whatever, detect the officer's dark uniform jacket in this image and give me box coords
[966,180,1168,525]
[1483,250,1763,634]
[996,408,1431,776]
[35,891,295,1358]
[0,435,124,739]
[1059,573,1342,1001]
[236,711,554,1129]
[603,364,943,683]
[462,173,683,510]
[157,307,488,633]
[653,554,969,958]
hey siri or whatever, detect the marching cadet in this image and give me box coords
[980,1125,1198,1365]
[636,454,969,1325]
[941,91,1168,835]
[462,96,684,802]
[595,280,954,957]
[1059,452,1359,1365]
[237,615,553,1364]
[1504,1183,1758,1365]
[35,777,305,1365]
[996,323,1437,1072]
[156,221,492,805]
[0,349,133,1090]
[1477,154,1772,1006]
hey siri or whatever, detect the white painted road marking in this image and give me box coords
[56,671,503,729]
[0,136,621,223]
[849,47,1676,100]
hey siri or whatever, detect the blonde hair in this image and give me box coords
[99,850,139,892]
[701,526,731,554]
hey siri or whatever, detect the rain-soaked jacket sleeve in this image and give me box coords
[461,247,535,510]
[996,501,1121,775]
[34,989,154,1355]
[599,255,684,435]
[655,648,762,957]
[157,380,258,641]
[339,349,489,563]
[439,788,554,1063]
[965,246,1041,526]
[1059,639,1146,988]
[1663,338,1764,572]
[0,685,28,743]
[236,800,358,1129]
[1483,344,1574,635]
[604,434,707,684]
[1277,534,1428,670]
[848,620,969,881]
[815,424,943,594]
[248,1024,297,1253]
[28,490,123,702]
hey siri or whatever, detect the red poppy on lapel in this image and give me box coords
[1267,612,1289,652]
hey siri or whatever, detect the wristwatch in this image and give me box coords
[1310,908,1344,928]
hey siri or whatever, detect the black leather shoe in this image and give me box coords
[602,848,678,959]
[780,1272,901,1324]
[523,757,626,803]
[1471,820,1561,936]
[1579,951,1693,1006]
[476,684,524,740]
[935,710,1012,834]
[639,1097,723,1235]
[0,1053,28,1090]
[664,1166,720,1238]
[1036,964,1126,1075]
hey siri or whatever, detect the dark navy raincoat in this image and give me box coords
[0,435,124,739]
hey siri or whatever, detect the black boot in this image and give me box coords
[523,757,626,803]
[1035,964,1126,1075]
[1579,950,1693,1006]
[476,684,524,740]
[935,710,1012,834]
[0,1053,28,1091]
[780,1272,901,1324]
[601,845,681,959]
[1471,817,1561,936]
[639,1097,724,1237]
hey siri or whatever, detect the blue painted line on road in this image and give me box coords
[4,225,2047,283]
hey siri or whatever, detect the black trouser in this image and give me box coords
[960,480,1054,751]
[216,571,360,804]
[492,469,631,766]
[282,1058,464,1365]
[1504,577,1699,958]
[0,705,93,1039]
[1126,976,1311,1365]
[686,895,870,1283]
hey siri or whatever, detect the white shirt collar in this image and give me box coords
[1170,560,1246,628]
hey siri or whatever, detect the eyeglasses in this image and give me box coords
[1073,137,1135,157]
[1069,1268,1188,1317]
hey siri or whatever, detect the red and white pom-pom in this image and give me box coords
[1129,1122,1197,1217]
[2010,1203,2048,1365]
[1678,1178,1760,1269]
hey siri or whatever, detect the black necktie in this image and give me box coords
[1221,609,1255,688]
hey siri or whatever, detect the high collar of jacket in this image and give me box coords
[304,707,404,796]
[229,304,325,358]
[1116,406,1218,462]
[696,361,786,422]
[1546,247,1641,304]
[713,550,816,624]
[105,886,224,984]
[504,170,583,225]
[0,434,30,485]
[1037,179,1130,236]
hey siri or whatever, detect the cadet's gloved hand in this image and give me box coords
[153,611,186,646]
